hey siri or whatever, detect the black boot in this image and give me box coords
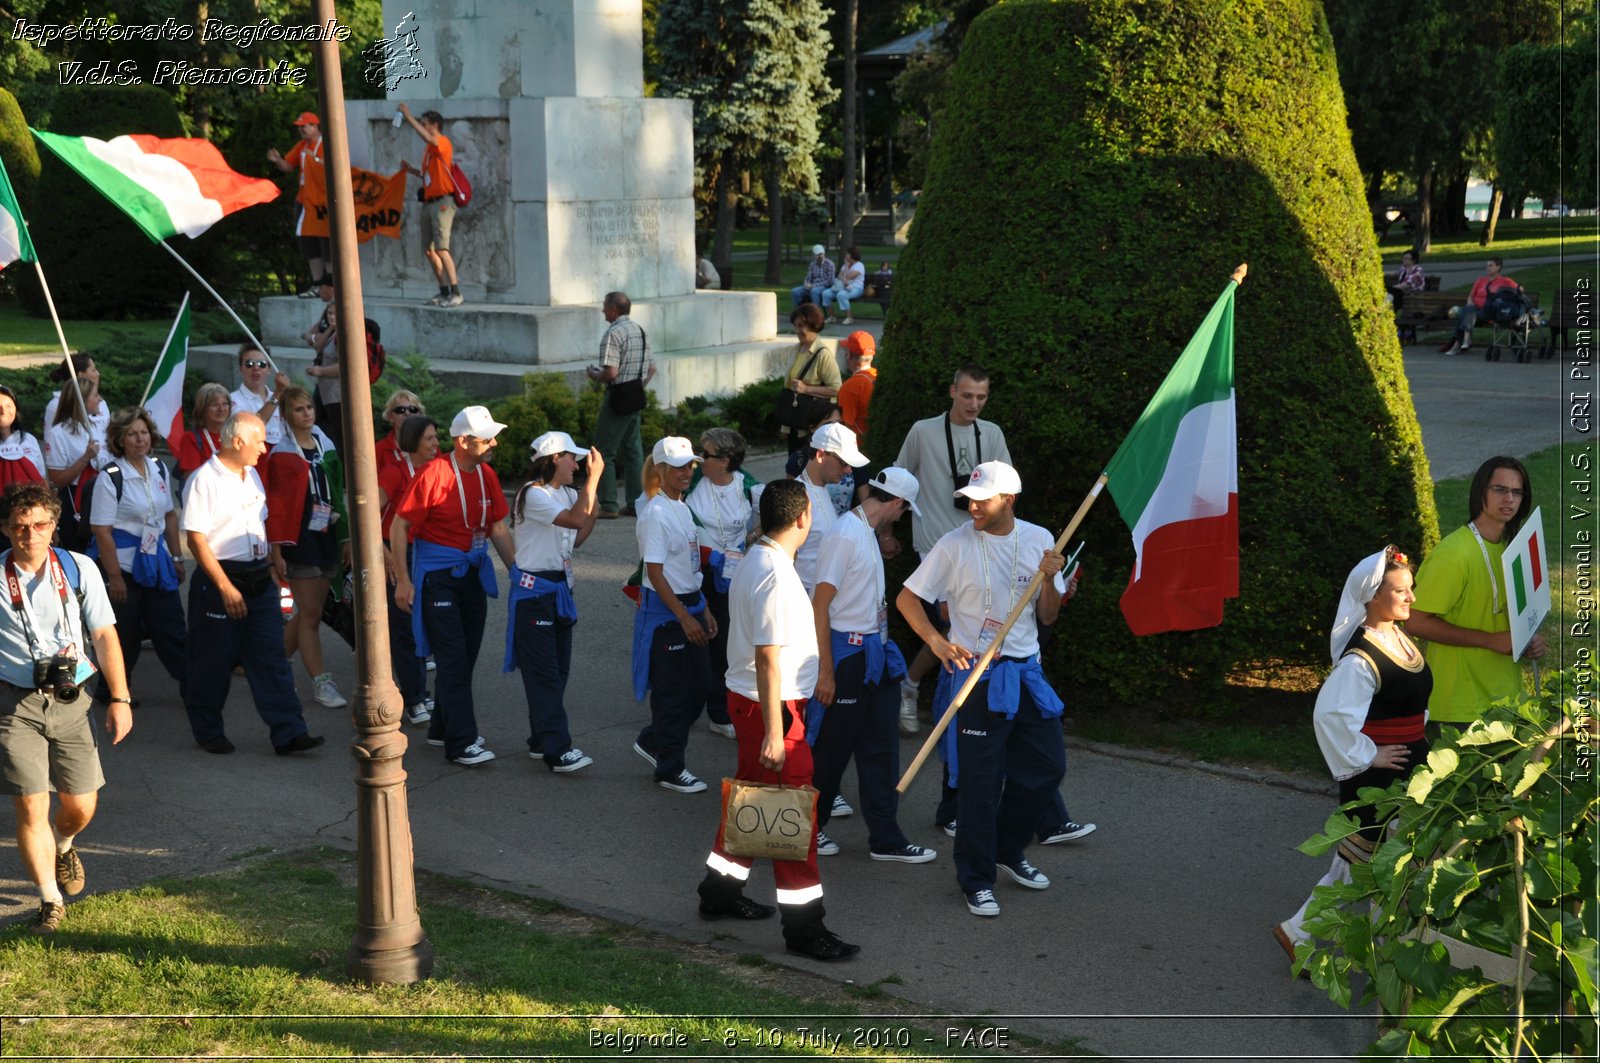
[780,898,859,961]
[697,870,774,921]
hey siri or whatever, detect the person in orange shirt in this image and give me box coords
[836,331,877,439]
[399,104,462,308]
[265,111,329,298]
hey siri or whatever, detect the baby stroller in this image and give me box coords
[1483,285,1549,363]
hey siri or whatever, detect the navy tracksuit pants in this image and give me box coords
[809,651,911,852]
[185,569,309,749]
[420,567,487,759]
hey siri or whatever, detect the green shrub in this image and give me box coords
[0,87,40,217]
[366,352,478,440]
[872,0,1437,698]
[718,376,785,446]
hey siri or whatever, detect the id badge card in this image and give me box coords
[470,530,486,552]
[975,616,1004,654]
[251,538,268,560]
[721,548,743,580]
[877,603,889,639]
[563,555,576,587]
[140,527,160,555]
[308,502,333,533]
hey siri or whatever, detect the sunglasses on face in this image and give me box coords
[700,450,724,460]
[242,360,270,370]
[391,405,421,416]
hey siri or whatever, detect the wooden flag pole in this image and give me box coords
[896,473,1109,794]
[30,260,90,431]
[139,292,191,409]
[156,241,280,374]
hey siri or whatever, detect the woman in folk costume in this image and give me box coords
[1275,545,1431,970]
[264,387,348,710]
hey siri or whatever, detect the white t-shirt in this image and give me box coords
[89,457,173,573]
[637,491,703,596]
[0,432,45,480]
[894,414,1011,556]
[512,483,577,574]
[725,539,819,701]
[686,477,751,554]
[230,385,285,445]
[903,518,1062,660]
[43,420,109,473]
[180,456,268,563]
[0,548,115,690]
[814,508,884,635]
[43,392,109,449]
[750,469,836,595]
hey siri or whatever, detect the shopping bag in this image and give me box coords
[720,778,818,861]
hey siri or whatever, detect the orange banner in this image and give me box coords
[300,167,405,242]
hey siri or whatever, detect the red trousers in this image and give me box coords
[706,691,822,904]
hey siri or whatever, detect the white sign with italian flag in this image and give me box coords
[1502,505,1550,662]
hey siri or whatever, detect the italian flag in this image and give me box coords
[30,129,278,243]
[1103,276,1240,635]
[144,294,190,446]
[0,154,36,270]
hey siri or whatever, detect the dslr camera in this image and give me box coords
[34,654,80,703]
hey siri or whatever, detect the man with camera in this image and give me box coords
[0,481,132,933]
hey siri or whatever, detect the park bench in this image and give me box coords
[1393,286,1457,343]
[1543,288,1592,354]
[859,271,893,316]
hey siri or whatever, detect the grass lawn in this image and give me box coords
[1378,214,1599,265]
[0,850,1094,1060]
[0,300,241,358]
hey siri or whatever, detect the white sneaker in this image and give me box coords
[426,659,436,672]
[831,794,854,818]
[443,293,464,307]
[899,680,921,735]
[707,721,736,739]
[450,742,496,766]
[313,678,348,709]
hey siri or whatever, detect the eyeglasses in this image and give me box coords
[242,360,270,370]
[1488,485,1526,500]
[391,405,421,416]
[8,519,56,537]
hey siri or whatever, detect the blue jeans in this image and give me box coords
[185,569,309,748]
[810,651,911,852]
[512,592,575,763]
[420,567,487,759]
[791,284,829,307]
[821,283,864,316]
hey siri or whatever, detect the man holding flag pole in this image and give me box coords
[894,265,1248,914]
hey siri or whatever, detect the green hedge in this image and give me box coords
[872,0,1437,698]
[0,88,39,218]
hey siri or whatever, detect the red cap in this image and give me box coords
[839,330,876,358]
[293,111,320,127]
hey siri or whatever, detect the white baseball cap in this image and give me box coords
[651,436,696,467]
[449,405,507,441]
[530,430,587,458]
[870,466,922,515]
[810,422,869,467]
[956,460,1023,500]
[811,243,826,256]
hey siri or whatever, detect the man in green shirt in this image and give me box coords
[1408,456,1546,725]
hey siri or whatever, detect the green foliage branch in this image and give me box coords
[1295,677,1596,1059]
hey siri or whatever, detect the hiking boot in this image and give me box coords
[965,889,1000,917]
[450,742,496,766]
[699,895,776,921]
[658,769,706,793]
[31,900,65,934]
[997,859,1050,890]
[831,794,854,818]
[56,848,85,896]
[784,927,860,962]
[548,748,593,773]
[1039,821,1097,844]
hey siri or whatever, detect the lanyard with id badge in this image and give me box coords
[134,461,163,556]
[974,528,1021,655]
[453,454,488,550]
[303,438,335,533]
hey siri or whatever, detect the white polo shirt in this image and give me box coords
[89,457,173,573]
[750,468,836,595]
[903,518,1063,660]
[43,421,110,473]
[725,539,818,701]
[43,392,110,449]
[685,477,751,554]
[814,508,884,635]
[637,491,702,596]
[512,484,577,574]
[181,455,268,562]
[0,548,115,689]
[230,385,285,445]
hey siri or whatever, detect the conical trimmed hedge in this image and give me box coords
[873,0,1437,697]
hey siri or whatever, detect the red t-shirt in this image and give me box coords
[395,454,506,551]
[376,430,406,480]
[176,429,222,475]
[377,458,423,542]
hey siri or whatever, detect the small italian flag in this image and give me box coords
[30,129,278,243]
[0,153,37,270]
[144,294,190,447]
[1103,275,1241,635]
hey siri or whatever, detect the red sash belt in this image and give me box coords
[1362,714,1425,744]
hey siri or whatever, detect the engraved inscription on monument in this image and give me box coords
[578,202,660,262]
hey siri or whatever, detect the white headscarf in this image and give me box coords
[1329,547,1396,663]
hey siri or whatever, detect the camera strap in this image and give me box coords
[945,414,981,484]
[6,548,77,663]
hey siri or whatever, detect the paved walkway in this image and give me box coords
[0,329,1576,1061]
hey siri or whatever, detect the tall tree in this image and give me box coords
[653,0,836,273]
[839,0,858,249]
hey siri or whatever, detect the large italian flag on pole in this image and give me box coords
[0,154,37,270]
[30,129,278,242]
[142,294,190,446]
[1102,275,1241,635]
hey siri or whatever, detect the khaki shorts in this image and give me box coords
[424,198,456,253]
[0,685,105,797]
